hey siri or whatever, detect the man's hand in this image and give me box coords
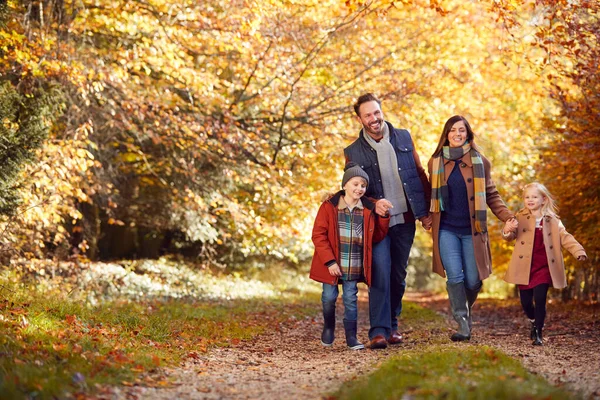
[328,263,342,277]
[375,199,393,217]
[419,214,432,230]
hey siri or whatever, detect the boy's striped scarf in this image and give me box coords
[430,143,487,233]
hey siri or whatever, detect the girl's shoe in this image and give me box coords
[529,320,536,340]
[532,327,543,346]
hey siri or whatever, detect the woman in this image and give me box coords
[428,115,516,341]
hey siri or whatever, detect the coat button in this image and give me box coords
[461,163,466,168]
[527,216,530,219]
[548,232,551,236]
[472,215,475,219]
[522,228,527,232]
[467,178,472,182]
[551,259,555,263]
[519,255,523,259]
[521,241,525,245]
[549,245,553,249]
[470,196,474,201]
[474,232,479,236]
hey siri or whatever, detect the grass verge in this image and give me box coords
[0,270,320,399]
[333,301,576,400]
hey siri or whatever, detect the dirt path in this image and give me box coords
[412,293,600,399]
[113,292,600,400]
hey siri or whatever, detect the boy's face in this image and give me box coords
[343,176,367,202]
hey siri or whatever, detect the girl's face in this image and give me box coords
[447,121,468,148]
[524,188,546,212]
[343,176,367,202]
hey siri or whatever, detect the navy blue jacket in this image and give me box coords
[344,121,431,220]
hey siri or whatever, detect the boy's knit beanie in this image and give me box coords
[342,162,369,188]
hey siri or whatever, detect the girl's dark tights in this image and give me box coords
[519,283,550,330]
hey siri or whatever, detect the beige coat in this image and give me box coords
[503,210,586,289]
[428,154,513,280]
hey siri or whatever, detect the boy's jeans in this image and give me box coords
[322,280,359,321]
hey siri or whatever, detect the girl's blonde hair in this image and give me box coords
[521,182,559,218]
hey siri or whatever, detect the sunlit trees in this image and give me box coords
[0,0,596,299]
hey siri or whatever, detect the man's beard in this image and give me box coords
[364,119,384,137]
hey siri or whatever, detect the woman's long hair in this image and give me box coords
[431,115,481,158]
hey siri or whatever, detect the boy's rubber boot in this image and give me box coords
[321,303,335,346]
[446,282,471,342]
[343,319,365,350]
[533,327,543,346]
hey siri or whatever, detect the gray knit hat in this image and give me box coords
[342,162,369,188]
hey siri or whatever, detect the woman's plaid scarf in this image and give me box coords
[430,142,487,233]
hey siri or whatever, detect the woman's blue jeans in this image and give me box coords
[439,229,481,290]
[322,280,359,321]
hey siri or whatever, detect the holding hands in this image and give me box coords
[503,217,519,235]
[419,214,433,231]
[375,199,393,217]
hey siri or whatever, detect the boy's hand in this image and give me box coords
[577,255,588,261]
[328,263,342,277]
[375,199,393,217]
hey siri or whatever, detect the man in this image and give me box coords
[344,93,432,349]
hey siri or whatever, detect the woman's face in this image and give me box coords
[447,120,468,148]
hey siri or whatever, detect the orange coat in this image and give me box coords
[309,191,389,286]
[503,210,586,289]
[428,154,513,280]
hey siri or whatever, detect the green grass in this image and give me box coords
[0,275,321,399]
[333,301,577,400]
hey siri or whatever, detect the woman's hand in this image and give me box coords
[328,263,342,277]
[503,218,518,235]
[577,255,588,261]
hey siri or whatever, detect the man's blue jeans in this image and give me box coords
[439,229,481,290]
[368,222,416,339]
[322,280,359,321]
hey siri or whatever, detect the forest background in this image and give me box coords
[1,0,599,300]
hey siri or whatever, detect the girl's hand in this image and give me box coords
[503,218,518,235]
[577,255,588,261]
[328,263,342,277]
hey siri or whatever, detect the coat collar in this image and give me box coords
[519,208,554,223]
[443,152,472,166]
[329,190,375,211]
[338,196,364,210]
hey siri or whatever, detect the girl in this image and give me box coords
[428,115,515,342]
[503,182,587,345]
[310,162,389,350]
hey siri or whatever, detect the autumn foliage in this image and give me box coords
[0,0,598,299]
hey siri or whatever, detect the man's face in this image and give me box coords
[356,101,384,139]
